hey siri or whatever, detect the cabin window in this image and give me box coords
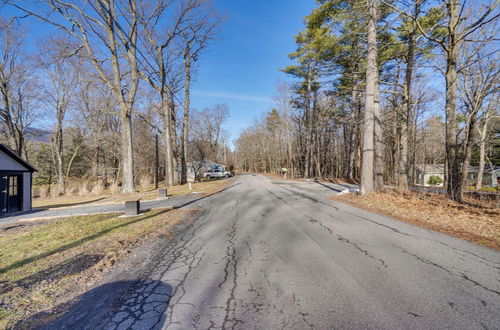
[9,176,18,196]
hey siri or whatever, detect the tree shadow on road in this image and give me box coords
[15,280,173,330]
[313,180,344,193]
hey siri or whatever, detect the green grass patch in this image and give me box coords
[0,208,190,328]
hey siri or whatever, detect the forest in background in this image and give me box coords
[236,0,499,201]
[1,0,499,203]
[0,0,235,197]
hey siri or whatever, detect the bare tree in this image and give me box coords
[38,38,82,194]
[179,3,220,184]
[11,0,143,193]
[385,0,500,200]
[476,102,498,189]
[458,39,499,192]
[137,0,202,187]
[0,18,39,157]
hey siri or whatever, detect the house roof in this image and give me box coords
[467,165,500,173]
[413,164,444,174]
[412,164,500,174]
[185,159,225,168]
[0,144,38,172]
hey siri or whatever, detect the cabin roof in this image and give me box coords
[0,144,38,172]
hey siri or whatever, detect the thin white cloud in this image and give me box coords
[192,90,271,103]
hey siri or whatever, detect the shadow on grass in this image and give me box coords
[15,280,172,330]
[0,211,162,275]
[0,254,105,295]
[0,182,239,276]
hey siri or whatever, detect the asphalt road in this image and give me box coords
[47,174,500,330]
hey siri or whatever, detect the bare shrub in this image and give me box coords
[66,184,79,197]
[110,181,120,195]
[39,185,49,198]
[50,185,59,198]
[78,182,90,197]
[91,182,105,196]
[33,186,43,198]
[140,176,151,190]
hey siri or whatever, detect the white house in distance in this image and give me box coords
[0,144,38,216]
[410,164,499,187]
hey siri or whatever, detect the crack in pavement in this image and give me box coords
[336,234,388,269]
[265,184,388,270]
[395,245,500,297]
[292,293,315,329]
[219,220,244,330]
[431,240,500,270]
[52,175,499,329]
[99,204,216,330]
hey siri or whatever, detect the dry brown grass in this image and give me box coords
[0,208,195,328]
[332,189,500,250]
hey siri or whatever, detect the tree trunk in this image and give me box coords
[460,109,478,198]
[169,90,179,185]
[476,116,489,190]
[374,70,384,190]
[398,13,417,190]
[361,0,378,195]
[181,53,191,184]
[304,64,313,179]
[54,120,65,195]
[445,0,461,201]
[120,108,135,193]
[162,94,174,186]
[347,80,359,179]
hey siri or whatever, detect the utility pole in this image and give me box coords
[154,133,159,190]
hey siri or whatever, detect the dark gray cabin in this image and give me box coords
[0,144,38,216]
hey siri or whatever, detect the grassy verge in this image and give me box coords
[332,189,499,250]
[33,178,231,209]
[0,208,194,328]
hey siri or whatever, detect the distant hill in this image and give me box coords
[0,124,52,143]
[26,127,52,143]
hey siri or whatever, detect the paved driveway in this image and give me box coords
[0,194,199,225]
[45,174,500,329]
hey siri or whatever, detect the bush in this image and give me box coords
[428,175,443,186]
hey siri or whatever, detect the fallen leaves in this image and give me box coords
[332,189,499,250]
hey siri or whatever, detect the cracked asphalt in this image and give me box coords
[47,174,500,329]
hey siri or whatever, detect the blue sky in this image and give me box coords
[189,0,316,144]
[0,0,316,144]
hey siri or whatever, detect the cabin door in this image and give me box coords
[0,175,7,216]
[0,175,21,215]
[7,175,21,213]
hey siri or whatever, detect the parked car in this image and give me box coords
[203,167,233,179]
